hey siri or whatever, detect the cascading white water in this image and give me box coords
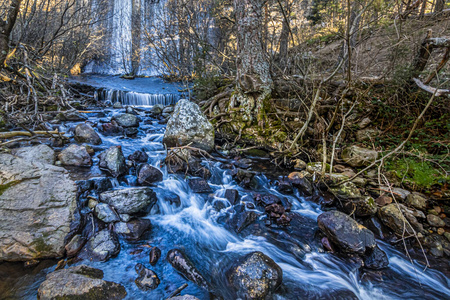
[95,89,180,106]
[111,0,132,74]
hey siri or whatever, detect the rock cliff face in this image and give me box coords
[0,154,77,261]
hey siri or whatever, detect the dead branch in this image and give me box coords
[0,130,63,139]
[413,78,450,97]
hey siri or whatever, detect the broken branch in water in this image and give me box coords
[0,129,63,139]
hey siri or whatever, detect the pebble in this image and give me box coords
[437,228,445,235]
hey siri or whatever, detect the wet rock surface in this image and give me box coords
[99,187,157,215]
[12,144,55,165]
[135,263,160,290]
[163,99,215,152]
[114,219,151,240]
[228,251,282,299]
[138,163,163,185]
[112,113,140,128]
[79,229,120,262]
[0,154,77,261]
[74,123,102,145]
[58,144,93,167]
[318,211,376,254]
[167,249,209,289]
[98,146,128,177]
[37,265,126,300]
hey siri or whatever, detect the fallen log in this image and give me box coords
[413,78,450,97]
[0,130,63,139]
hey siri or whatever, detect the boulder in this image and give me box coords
[227,204,258,233]
[406,192,428,210]
[342,145,378,167]
[378,204,422,236]
[112,113,139,128]
[342,196,378,217]
[80,229,120,261]
[94,203,120,223]
[74,123,102,145]
[163,99,215,152]
[363,245,389,269]
[138,164,163,185]
[150,104,164,115]
[356,128,381,142]
[65,234,86,257]
[38,265,126,300]
[150,247,161,266]
[224,189,240,205]
[99,187,157,215]
[135,263,160,290]
[167,249,209,289]
[100,121,124,136]
[188,178,212,193]
[114,219,152,240]
[128,150,149,163]
[228,251,282,300]
[287,172,313,196]
[0,154,77,261]
[317,211,376,254]
[98,146,128,177]
[58,144,92,167]
[113,102,123,109]
[12,144,55,165]
[329,181,361,199]
[427,214,445,227]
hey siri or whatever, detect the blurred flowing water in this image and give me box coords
[0,79,449,300]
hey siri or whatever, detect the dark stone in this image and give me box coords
[149,247,161,266]
[74,123,102,145]
[228,204,258,233]
[318,211,376,255]
[288,175,313,196]
[224,189,240,205]
[124,127,138,136]
[135,263,160,290]
[114,219,152,240]
[138,164,163,185]
[128,150,149,163]
[255,194,281,207]
[363,245,389,269]
[112,113,140,128]
[188,178,212,193]
[158,190,181,207]
[277,180,294,194]
[232,169,258,189]
[98,146,128,177]
[101,121,124,136]
[228,251,282,300]
[167,249,209,289]
[80,229,120,262]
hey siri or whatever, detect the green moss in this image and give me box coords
[0,181,20,197]
[33,234,54,254]
[386,158,448,190]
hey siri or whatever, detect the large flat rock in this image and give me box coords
[0,154,77,261]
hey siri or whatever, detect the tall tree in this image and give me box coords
[232,0,273,127]
[0,0,22,69]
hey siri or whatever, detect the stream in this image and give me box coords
[0,77,449,300]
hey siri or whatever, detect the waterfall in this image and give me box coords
[84,0,168,76]
[95,88,180,106]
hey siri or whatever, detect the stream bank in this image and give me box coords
[0,78,448,299]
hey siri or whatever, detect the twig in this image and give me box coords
[165,283,188,299]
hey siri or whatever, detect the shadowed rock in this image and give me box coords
[38,265,126,299]
[167,249,209,289]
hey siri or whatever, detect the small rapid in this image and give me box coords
[1,86,448,300]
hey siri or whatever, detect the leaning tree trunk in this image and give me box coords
[435,0,444,13]
[0,0,22,69]
[231,0,273,127]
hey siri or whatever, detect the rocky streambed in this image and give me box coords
[0,97,449,299]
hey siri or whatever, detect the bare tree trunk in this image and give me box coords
[435,0,445,13]
[131,0,141,76]
[0,0,23,69]
[232,0,273,127]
